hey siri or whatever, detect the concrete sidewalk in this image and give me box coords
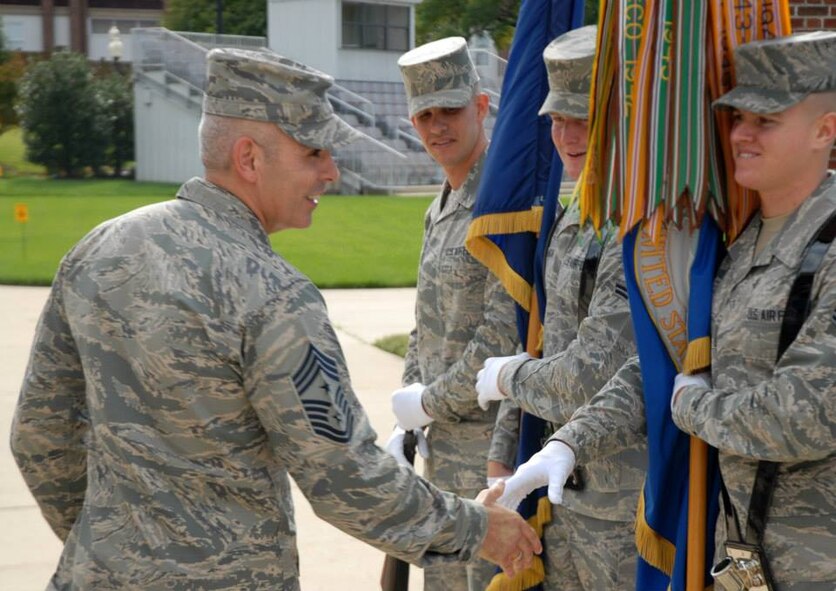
[0,286,426,591]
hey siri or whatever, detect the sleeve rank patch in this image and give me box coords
[292,344,354,443]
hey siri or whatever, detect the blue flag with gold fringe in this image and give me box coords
[622,216,724,590]
[466,0,583,342]
[465,1,584,589]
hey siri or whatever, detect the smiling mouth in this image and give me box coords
[306,196,320,205]
[568,151,586,158]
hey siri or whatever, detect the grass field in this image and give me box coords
[0,128,47,177]
[0,177,432,287]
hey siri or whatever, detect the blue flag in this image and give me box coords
[621,216,723,590]
[465,1,584,589]
[466,0,583,342]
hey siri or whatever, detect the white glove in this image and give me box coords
[498,441,576,510]
[486,476,507,487]
[672,371,711,412]
[391,382,432,430]
[385,426,430,466]
[476,353,531,410]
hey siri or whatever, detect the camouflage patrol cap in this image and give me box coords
[398,37,481,117]
[539,25,597,118]
[714,31,836,114]
[203,48,364,150]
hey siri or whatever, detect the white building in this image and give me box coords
[129,1,504,190]
[268,0,421,83]
[0,0,163,62]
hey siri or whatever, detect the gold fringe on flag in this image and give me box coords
[634,487,677,576]
[465,207,544,310]
[684,337,712,374]
[486,496,553,591]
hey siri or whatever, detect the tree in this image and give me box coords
[94,69,134,177]
[0,20,26,134]
[416,0,599,51]
[0,52,25,134]
[18,52,109,177]
[164,0,267,37]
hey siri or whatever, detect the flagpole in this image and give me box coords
[526,290,541,356]
[687,437,708,591]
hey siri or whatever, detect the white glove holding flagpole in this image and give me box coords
[671,371,711,412]
[476,353,531,410]
[385,426,430,466]
[498,441,576,510]
[391,382,432,430]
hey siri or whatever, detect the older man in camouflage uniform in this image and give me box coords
[384,37,520,591]
[500,31,836,590]
[9,48,543,591]
[475,26,645,590]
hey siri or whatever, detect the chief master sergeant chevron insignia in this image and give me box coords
[292,344,355,443]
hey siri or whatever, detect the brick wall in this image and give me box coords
[790,0,836,168]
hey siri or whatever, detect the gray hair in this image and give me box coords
[199,114,279,171]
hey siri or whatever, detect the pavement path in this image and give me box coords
[0,286,429,591]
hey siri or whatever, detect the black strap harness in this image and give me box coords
[723,211,836,547]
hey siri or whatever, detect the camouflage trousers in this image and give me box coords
[543,505,637,590]
[421,483,495,591]
[422,421,495,591]
[423,551,495,591]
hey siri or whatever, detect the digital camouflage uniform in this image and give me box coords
[10,48,490,591]
[488,27,645,590]
[493,201,645,590]
[399,39,520,591]
[404,157,520,591]
[558,32,836,590]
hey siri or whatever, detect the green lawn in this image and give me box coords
[0,177,431,287]
[0,128,47,177]
[373,333,409,358]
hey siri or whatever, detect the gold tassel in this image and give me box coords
[635,489,677,576]
[684,337,711,374]
[485,497,553,591]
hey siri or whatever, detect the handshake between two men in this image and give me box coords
[387,380,562,579]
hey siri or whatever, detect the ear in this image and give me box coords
[230,136,259,183]
[812,111,836,152]
[475,93,490,121]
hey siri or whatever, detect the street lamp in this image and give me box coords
[108,25,124,63]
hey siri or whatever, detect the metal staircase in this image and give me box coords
[131,28,505,193]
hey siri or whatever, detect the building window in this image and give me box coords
[342,2,409,51]
[3,20,25,50]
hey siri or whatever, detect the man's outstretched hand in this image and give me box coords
[475,481,542,578]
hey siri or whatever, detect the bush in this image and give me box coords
[94,68,134,176]
[0,51,25,134]
[0,18,27,135]
[17,52,110,177]
[16,53,135,178]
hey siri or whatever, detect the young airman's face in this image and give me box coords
[549,114,589,180]
[729,97,834,200]
[411,94,489,178]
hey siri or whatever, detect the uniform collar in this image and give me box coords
[728,172,835,269]
[176,177,270,245]
[441,148,487,212]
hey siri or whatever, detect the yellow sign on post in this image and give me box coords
[14,203,29,224]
